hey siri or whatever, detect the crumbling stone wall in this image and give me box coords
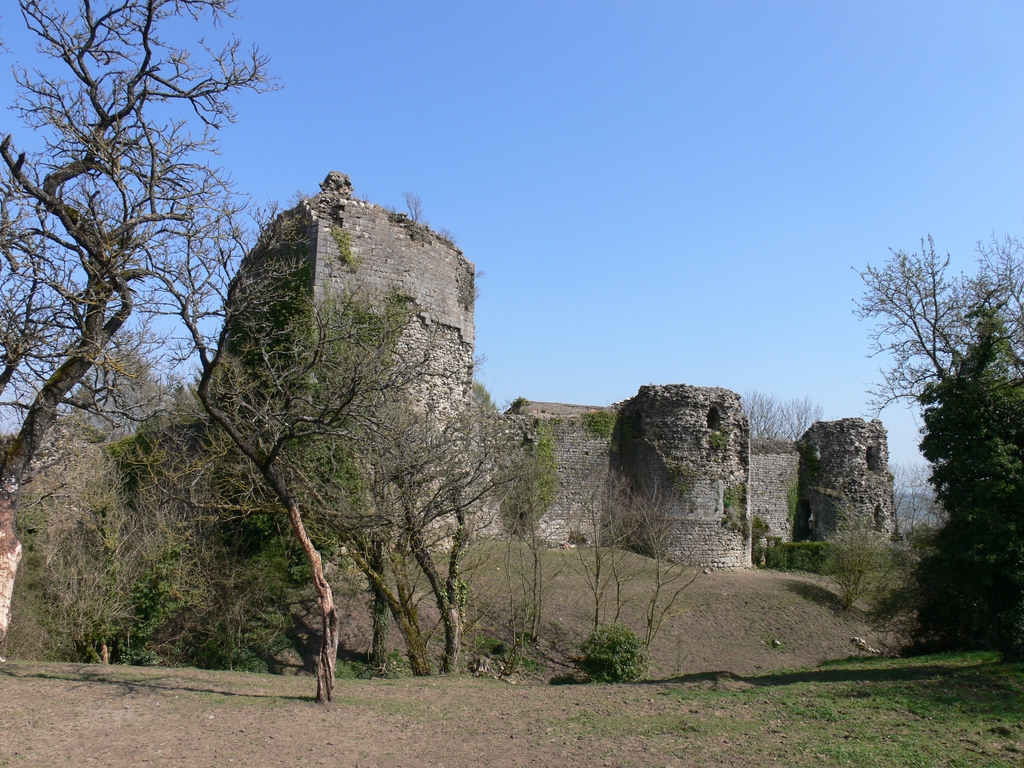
[615,385,752,569]
[750,439,799,542]
[302,171,476,413]
[259,175,897,570]
[797,418,894,539]
[504,403,616,542]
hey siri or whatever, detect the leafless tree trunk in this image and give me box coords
[499,431,558,642]
[367,537,391,671]
[340,404,513,675]
[623,482,699,649]
[403,192,425,223]
[164,201,422,701]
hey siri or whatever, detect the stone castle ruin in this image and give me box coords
[281,172,894,569]
[262,170,476,416]
[514,396,894,569]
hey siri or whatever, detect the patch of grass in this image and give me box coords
[552,653,1024,765]
[658,653,1023,766]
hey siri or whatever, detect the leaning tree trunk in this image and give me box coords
[349,545,432,676]
[393,566,433,675]
[285,501,339,704]
[369,592,390,670]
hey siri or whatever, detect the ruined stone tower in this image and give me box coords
[277,172,476,414]
[255,172,895,568]
[510,392,894,569]
[796,418,895,539]
[615,385,752,569]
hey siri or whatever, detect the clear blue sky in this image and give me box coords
[4,1,1024,465]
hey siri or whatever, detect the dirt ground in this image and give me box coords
[0,570,890,768]
[549,567,878,677]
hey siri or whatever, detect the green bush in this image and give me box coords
[575,624,648,683]
[764,540,831,574]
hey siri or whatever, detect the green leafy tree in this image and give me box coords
[916,310,1024,660]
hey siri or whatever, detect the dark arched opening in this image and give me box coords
[794,500,814,541]
[707,405,721,431]
[867,445,880,472]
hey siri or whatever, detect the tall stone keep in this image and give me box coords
[282,172,476,413]
[615,385,752,569]
[796,418,894,538]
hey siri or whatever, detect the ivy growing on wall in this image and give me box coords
[708,429,729,451]
[666,461,698,495]
[330,227,361,271]
[533,421,559,510]
[581,410,616,440]
[722,482,748,535]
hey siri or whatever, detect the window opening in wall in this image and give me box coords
[794,499,814,541]
[866,445,880,472]
[707,405,721,431]
[873,504,883,530]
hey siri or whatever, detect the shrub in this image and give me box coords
[824,517,894,611]
[575,624,648,683]
[764,540,831,573]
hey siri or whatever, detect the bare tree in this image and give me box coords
[499,422,558,643]
[329,402,514,675]
[403,192,425,223]
[743,390,824,441]
[0,0,271,648]
[856,234,1024,408]
[621,482,698,649]
[165,198,422,701]
[568,469,642,633]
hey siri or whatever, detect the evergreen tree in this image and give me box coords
[916,310,1024,660]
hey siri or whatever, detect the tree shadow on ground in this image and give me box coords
[0,664,313,702]
[782,577,846,614]
[648,654,1024,722]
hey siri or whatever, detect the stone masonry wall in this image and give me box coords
[502,403,616,543]
[798,418,895,539]
[615,385,752,569]
[538,412,617,543]
[306,171,476,413]
[750,439,799,542]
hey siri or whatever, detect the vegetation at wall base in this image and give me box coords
[763,540,831,574]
